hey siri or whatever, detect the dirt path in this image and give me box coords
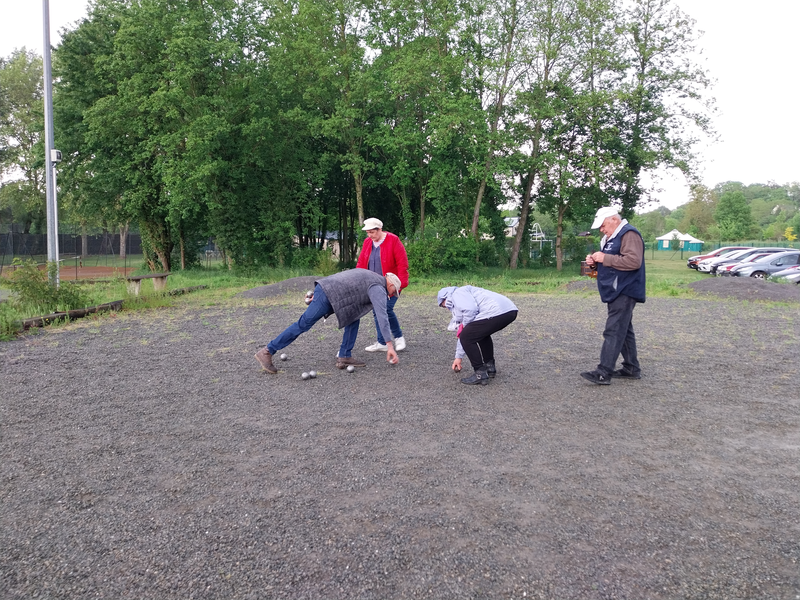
[1,282,798,599]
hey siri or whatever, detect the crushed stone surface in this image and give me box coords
[1,278,799,599]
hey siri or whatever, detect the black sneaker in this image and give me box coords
[580,370,611,385]
[612,368,641,380]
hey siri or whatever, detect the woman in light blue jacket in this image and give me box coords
[437,286,518,386]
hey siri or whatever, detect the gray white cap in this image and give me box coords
[591,206,620,229]
[362,217,383,230]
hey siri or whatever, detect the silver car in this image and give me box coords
[731,251,800,279]
[716,253,773,277]
[698,247,786,275]
[769,265,800,282]
[696,249,753,273]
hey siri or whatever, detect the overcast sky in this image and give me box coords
[2,0,798,210]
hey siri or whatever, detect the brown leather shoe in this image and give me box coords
[336,356,366,369]
[255,347,278,373]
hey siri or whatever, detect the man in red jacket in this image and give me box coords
[356,217,409,352]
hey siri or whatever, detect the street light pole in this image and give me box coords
[42,0,59,285]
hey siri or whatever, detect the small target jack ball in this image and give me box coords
[346,365,355,373]
[309,371,317,378]
[280,353,288,361]
[301,372,310,380]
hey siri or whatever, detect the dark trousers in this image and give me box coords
[460,310,518,370]
[598,294,640,376]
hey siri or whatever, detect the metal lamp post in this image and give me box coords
[42,0,60,284]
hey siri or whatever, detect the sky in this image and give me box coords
[1,0,798,211]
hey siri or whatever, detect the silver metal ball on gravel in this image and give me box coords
[280,353,288,361]
[301,372,310,380]
[309,371,317,378]
[346,365,355,373]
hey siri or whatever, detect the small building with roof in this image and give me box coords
[655,229,704,251]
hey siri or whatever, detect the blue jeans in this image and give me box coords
[373,294,402,344]
[267,285,360,358]
[598,294,640,376]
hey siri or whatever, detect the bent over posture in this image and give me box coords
[437,286,518,386]
[581,206,646,385]
[255,270,401,373]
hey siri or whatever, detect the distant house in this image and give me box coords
[504,217,520,237]
[655,229,704,252]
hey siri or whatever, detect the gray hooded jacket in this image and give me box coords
[437,286,517,359]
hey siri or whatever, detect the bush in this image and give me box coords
[561,235,597,262]
[538,243,554,267]
[6,260,90,314]
[0,303,22,339]
[290,247,322,270]
[407,236,486,275]
[316,250,339,276]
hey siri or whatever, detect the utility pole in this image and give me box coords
[42,0,60,284]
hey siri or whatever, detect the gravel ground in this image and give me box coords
[1,276,799,600]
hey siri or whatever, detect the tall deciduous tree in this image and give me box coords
[0,49,45,232]
[615,0,714,214]
[678,184,716,237]
[714,189,754,241]
[462,0,530,239]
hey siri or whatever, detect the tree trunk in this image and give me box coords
[471,176,488,239]
[555,205,567,271]
[118,222,129,259]
[510,168,536,269]
[510,121,543,269]
[179,231,186,270]
[418,187,426,234]
[353,171,364,226]
[396,188,414,239]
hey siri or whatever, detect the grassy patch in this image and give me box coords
[0,254,719,340]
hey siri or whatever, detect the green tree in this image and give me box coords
[463,0,531,239]
[0,49,45,232]
[714,190,754,241]
[614,0,714,213]
[678,184,716,237]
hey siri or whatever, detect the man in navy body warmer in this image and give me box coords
[581,206,646,385]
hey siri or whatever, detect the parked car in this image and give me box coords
[768,265,800,281]
[784,271,800,284]
[731,251,800,279]
[698,247,788,275]
[716,253,774,276]
[686,246,750,270]
[695,249,753,273]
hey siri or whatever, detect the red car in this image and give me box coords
[686,246,750,269]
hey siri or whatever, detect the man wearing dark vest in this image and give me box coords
[254,270,401,373]
[581,206,646,385]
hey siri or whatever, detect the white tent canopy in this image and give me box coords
[655,229,704,244]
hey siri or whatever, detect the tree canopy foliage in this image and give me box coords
[3,0,723,270]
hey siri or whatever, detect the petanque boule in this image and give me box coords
[304,290,314,305]
[309,371,317,378]
[280,353,288,361]
[346,365,355,373]
[301,372,310,380]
